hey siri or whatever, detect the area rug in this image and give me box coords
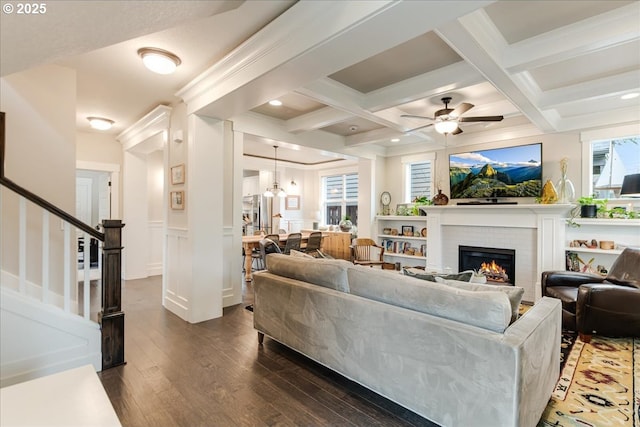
[538,336,639,427]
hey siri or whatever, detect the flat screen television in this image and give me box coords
[449,143,542,199]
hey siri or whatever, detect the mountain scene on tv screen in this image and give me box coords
[450,146,542,198]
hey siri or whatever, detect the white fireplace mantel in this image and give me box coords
[420,204,574,301]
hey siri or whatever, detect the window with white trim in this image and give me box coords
[586,135,639,199]
[322,173,358,225]
[402,153,435,203]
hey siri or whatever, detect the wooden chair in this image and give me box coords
[304,231,323,257]
[283,233,302,254]
[350,238,385,267]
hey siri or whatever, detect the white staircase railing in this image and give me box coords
[3,193,102,322]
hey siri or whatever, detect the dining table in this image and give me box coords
[242,232,324,281]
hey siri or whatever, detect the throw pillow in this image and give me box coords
[435,278,524,324]
[290,249,314,258]
[403,267,472,283]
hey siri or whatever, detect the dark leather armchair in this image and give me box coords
[542,247,640,341]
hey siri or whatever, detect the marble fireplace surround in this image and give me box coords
[421,204,573,302]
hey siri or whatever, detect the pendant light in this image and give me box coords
[264,146,286,198]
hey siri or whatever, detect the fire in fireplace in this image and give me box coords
[459,245,516,286]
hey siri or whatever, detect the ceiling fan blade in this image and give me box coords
[401,114,433,120]
[450,102,473,118]
[452,127,463,135]
[405,123,434,133]
[458,115,504,122]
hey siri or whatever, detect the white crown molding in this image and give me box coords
[117,105,172,150]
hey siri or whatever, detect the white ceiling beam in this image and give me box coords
[504,3,640,73]
[538,70,640,109]
[556,106,640,133]
[177,0,491,119]
[437,10,557,133]
[363,61,485,111]
[284,107,353,134]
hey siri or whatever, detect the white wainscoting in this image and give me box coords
[163,228,190,321]
[222,226,242,308]
[147,221,163,277]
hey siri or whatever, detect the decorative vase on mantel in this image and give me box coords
[432,189,449,206]
[556,157,575,204]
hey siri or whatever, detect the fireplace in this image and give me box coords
[459,245,516,285]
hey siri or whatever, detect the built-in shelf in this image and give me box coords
[383,253,426,260]
[378,234,426,241]
[375,215,426,221]
[564,247,623,255]
[568,218,640,227]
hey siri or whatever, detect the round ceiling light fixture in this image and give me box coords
[87,117,114,131]
[137,47,181,75]
[434,120,458,134]
[268,100,283,106]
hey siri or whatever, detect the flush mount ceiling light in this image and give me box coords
[137,47,181,75]
[268,100,283,106]
[87,117,114,131]
[434,120,458,134]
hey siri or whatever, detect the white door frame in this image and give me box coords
[76,161,121,220]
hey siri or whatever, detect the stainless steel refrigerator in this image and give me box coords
[243,194,272,235]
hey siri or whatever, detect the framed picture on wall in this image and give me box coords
[285,195,300,210]
[171,164,185,185]
[171,191,185,210]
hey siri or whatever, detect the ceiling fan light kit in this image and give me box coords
[138,47,181,75]
[402,96,504,135]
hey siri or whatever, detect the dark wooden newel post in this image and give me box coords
[100,219,125,370]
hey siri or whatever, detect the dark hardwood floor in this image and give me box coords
[98,276,438,427]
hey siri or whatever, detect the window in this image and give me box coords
[322,173,358,225]
[402,153,435,203]
[407,161,432,202]
[585,135,639,199]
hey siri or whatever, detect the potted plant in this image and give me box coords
[576,196,606,218]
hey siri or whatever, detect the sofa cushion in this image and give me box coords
[265,253,351,292]
[290,249,314,258]
[435,278,524,324]
[348,267,512,333]
[403,267,472,283]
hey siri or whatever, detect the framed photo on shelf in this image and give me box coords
[170,164,185,185]
[285,195,300,210]
[171,191,185,210]
[402,225,414,236]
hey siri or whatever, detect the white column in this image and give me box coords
[122,151,149,280]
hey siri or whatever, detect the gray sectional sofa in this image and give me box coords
[253,254,561,427]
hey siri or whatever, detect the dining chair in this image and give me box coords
[351,238,386,267]
[253,234,280,270]
[304,231,323,257]
[259,238,282,269]
[283,233,302,254]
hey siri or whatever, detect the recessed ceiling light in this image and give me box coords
[268,100,283,106]
[87,117,114,131]
[621,93,639,100]
[391,138,400,142]
[137,47,181,75]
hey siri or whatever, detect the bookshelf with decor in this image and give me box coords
[375,215,427,267]
[564,218,640,275]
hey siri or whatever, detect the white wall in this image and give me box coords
[1,64,77,295]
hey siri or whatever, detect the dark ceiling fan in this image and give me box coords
[401,96,504,135]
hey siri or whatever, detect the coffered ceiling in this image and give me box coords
[1,0,638,166]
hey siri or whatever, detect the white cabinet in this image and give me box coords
[375,216,427,267]
[565,218,640,273]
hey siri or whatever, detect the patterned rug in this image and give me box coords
[538,336,639,427]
